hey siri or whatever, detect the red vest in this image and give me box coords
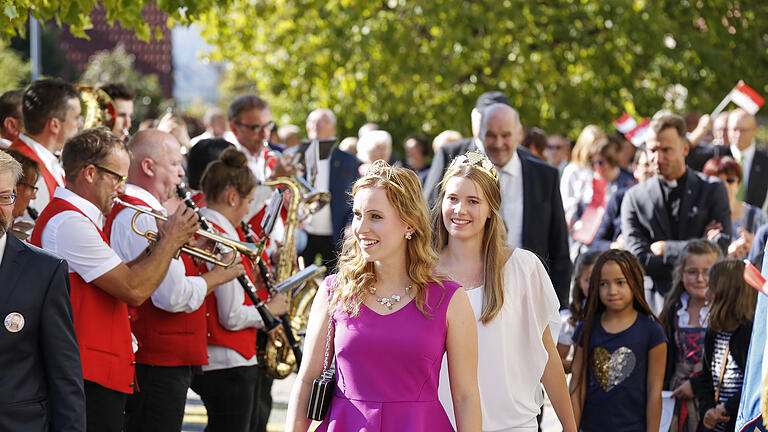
[9,137,64,200]
[104,194,209,367]
[30,198,134,393]
[204,221,269,359]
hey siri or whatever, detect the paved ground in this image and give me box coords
[182,374,563,431]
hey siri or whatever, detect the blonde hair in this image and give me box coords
[333,161,440,317]
[430,160,507,324]
[572,125,606,167]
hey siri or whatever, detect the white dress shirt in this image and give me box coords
[41,187,122,282]
[0,138,11,149]
[109,184,207,313]
[0,233,7,265]
[19,134,66,215]
[499,151,524,248]
[190,130,215,147]
[303,158,333,236]
[200,207,264,371]
[731,140,756,190]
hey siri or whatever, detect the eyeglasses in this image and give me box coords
[17,182,38,193]
[725,177,740,184]
[235,120,275,134]
[0,193,17,206]
[683,268,709,279]
[94,164,127,187]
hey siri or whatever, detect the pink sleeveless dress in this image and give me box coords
[316,279,460,432]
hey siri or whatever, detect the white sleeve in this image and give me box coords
[110,210,208,313]
[557,309,576,345]
[43,213,123,283]
[213,273,265,331]
[523,250,562,341]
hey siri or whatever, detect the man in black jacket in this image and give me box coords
[0,150,85,431]
[621,113,731,304]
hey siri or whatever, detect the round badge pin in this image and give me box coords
[4,312,24,333]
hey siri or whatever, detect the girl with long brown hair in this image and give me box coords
[286,160,481,431]
[433,151,576,431]
[570,250,667,431]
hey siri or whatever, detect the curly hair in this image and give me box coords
[333,160,441,318]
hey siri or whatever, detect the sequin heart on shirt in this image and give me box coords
[591,346,637,392]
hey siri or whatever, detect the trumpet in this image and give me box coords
[113,197,264,267]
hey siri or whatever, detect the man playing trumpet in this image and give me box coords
[105,129,245,431]
[30,127,201,432]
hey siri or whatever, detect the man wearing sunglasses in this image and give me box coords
[30,127,201,432]
[0,150,85,431]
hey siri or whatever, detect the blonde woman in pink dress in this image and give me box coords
[286,161,481,431]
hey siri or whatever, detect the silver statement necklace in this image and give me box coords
[369,285,412,310]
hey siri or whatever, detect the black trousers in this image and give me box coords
[191,365,261,432]
[249,366,273,432]
[84,380,128,432]
[299,233,337,273]
[125,364,195,432]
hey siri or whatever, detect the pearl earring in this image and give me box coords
[405,232,412,240]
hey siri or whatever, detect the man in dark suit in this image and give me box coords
[425,96,571,307]
[0,151,85,431]
[300,108,360,272]
[622,113,731,304]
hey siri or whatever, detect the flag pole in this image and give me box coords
[711,93,732,119]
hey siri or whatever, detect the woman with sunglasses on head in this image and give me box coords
[702,156,767,258]
[286,160,481,432]
[434,151,577,432]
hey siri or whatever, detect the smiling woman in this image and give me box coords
[285,160,482,432]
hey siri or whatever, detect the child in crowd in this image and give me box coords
[557,251,601,373]
[570,250,667,431]
[661,240,722,432]
[690,260,756,432]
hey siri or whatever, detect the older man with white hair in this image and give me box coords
[299,108,359,273]
[357,130,392,173]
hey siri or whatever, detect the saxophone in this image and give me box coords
[257,175,330,379]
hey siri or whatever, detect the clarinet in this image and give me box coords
[241,221,304,366]
[176,184,281,331]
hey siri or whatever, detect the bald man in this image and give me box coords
[725,108,768,210]
[104,130,244,431]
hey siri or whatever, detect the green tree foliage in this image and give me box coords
[1,0,231,41]
[0,39,30,92]
[80,44,167,125]
[197,0,768,142]
[5,0,768,143]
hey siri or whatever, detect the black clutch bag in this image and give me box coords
[307,368,336,420]
[307,299,335,421]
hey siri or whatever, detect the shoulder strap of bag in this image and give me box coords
[322,282,335,371]
[715,343,731,403]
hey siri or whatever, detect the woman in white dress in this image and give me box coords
[434,151,577,432]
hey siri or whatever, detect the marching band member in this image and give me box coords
[10,79,80,215]
[191,148,289,432]
[30,127,200,432]
[104,129,245,431]
[99,82,134,142]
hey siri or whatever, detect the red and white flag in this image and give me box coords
[744,260,768,296]
[613,113,638,134]
[729,81,765,115]
[625,118,649,146]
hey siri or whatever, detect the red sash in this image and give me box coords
[9,137,64,200]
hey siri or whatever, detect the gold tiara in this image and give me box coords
[448,150,499,182]
[366,160,405,193]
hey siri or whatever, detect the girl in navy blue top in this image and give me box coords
[570,250,667,432]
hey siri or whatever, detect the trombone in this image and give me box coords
[114,197,263,267]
